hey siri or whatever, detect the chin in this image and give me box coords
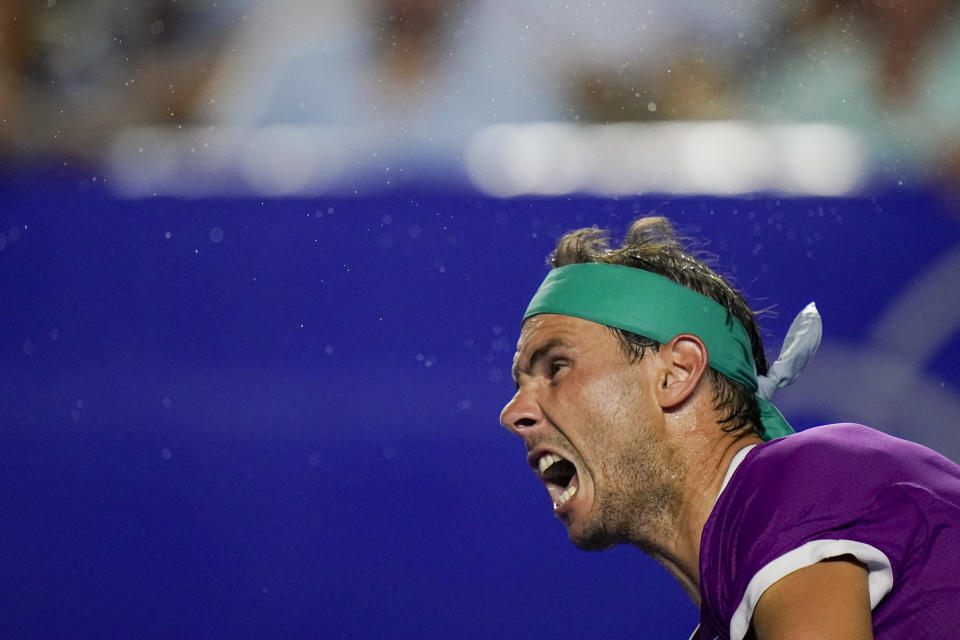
[567,520,624,552]
[571,536,618,552]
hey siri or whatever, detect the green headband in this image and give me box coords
[522,263,793,441]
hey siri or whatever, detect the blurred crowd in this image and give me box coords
[1,0,958,190]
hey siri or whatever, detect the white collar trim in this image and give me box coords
[718,444,756,497]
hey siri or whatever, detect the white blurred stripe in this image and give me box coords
[106,121,865,198]
[465,121,865,197]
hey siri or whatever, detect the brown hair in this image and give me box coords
[550,217,768,438]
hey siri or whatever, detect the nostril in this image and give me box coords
[514,417,536,429]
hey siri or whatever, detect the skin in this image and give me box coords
[500,313,874,638]
[751,557,873,640]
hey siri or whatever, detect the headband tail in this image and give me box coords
[757,396,794,441]
[757,302,822,401]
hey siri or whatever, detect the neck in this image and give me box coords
[644,420,763,606]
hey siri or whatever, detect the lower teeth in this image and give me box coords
[556,484,578,507]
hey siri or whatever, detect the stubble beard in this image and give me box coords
[571,426,686,554]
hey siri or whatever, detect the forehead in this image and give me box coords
[515,314,614,355]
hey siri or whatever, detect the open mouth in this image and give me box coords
[537,452,580,510]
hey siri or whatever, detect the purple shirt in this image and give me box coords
[697,423,960,640]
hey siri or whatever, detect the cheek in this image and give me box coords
[571,369,654,450]
[585,368,651,419]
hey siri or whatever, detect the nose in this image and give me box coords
[499,386,541,435]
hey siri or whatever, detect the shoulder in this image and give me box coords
[740,423,960,495]
[721,424,896,510]
[715,423,957,544]
[752,422,911,464]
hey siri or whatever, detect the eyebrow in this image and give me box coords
[511,337,568,388]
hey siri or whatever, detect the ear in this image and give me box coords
[654,334,710,410]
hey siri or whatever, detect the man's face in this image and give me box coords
[500,314,685,551]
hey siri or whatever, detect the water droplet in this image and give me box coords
[164,231,172,240]
[161,448,172,460]
[162,397,172,408]
[209,227,224,243]
[408,225,422,239]
[324,345,334,355]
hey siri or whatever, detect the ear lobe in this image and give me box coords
[655,334,709,409]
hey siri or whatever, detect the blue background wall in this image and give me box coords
[3,175,959,638]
